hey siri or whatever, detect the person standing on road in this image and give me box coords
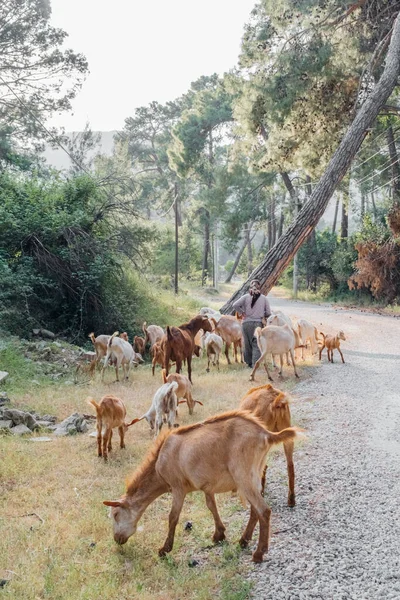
[232,279,272,368]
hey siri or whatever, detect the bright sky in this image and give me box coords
[49,0,256,132]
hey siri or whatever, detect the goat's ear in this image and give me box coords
[103,500,123,507]
[273,392,286,408]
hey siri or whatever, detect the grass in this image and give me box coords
[0,337,314,600]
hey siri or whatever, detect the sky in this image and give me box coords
[49,0,256,132]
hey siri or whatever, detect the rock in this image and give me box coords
[32,329,41,336]
[188,559,199,567]
[40,414,57,423]
[80,351,96,361]
[89,431,97,437]
[2,409,38,431]
[40,329,56,339]
[0,371,9,384]
[29,437,52,442]
[36,420,55,429]
[54,413,88,436]
[0,420,13,430]
[0,391,10,406]
[53,342,62,348]
[11,424,32,435]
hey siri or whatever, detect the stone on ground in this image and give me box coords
[54,413,88,436]
[11,424,32,435]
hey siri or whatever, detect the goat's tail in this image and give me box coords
[87,397,100,414]
[88,332,96,345]
[127,416,146,427]
[167,326,173,341]
[254,326,263,340]
[265,426,305,446]
[108,331,119,347]
[162,368,168,384]
[319,332,326,342]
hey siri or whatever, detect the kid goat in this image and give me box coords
[88,395,136,461]
[104,411,302,563]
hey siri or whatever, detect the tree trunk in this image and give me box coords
[270,196,276,246]
[387,124,400,203]
[224,237,247,283]
[278,209,284,239]
[341,198,348,240]
[370,190,377,220]
[174,183,179,294]
[220,13,400,314]
[332,195,340,234]
[201,210,210,286]
[246,223,253,276]
[361,192,365,220]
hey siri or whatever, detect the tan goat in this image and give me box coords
[161,369,201,415]
[250,324,300,381]
[104,410,302,563]
[240,384,296,506]
[210,315,243,364]
[88,395,135,461]
[319,331,346,363]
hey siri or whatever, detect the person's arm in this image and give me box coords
[264,296,272,318]
[233,295,246,314]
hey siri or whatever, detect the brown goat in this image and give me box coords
[240,384,296,506]
[88,395,135,461]
[162,315,212,383]
[104,410,302,562]
[210,315,244,364]
[151,341,166,376]
[162,369,202,415]
[319,331,346,363]
[134,336,146,356]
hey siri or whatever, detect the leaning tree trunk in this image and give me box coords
[220,13,400,314]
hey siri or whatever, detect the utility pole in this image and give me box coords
[174,182,179,295]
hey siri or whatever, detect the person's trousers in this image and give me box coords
[242,320,263,367]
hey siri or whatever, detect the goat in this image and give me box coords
[319,331,346,363]
[250,324,300,381]
[162,369,201,415]
[151,341,166,376]
[240,384,296,506]
[210,315,243,365]
[104,410,302,562]
[89,332,129,371]
[162,315,212,383]
[203,331,223,372]
[142,322,164,350]
[199,306,222,322]
[134,336,146,356]
[266,313,302,367]
[101,331,142,382]
[297,318,319,360]
[88,395,136,461]
[129,381,179,437]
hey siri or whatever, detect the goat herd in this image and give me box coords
[87,306,347,563]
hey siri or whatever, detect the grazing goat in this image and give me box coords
[88,395,135,461]
[130,382,179,436]
[89,332,129,370]
[297,319,319,360]
[240,384,296,506]
[162,315,212,383]
[203,331,223,372]
[151,341,166,376]
[319,331,346,363]
[102,331,142,382]
[210,315,243,365]
[250,324,300,381]
[162,369,200,415]
[134,336,146,356]
[142,322,164,350]
[104,411,302,563]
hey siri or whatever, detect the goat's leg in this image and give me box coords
[290,349,300,378]
[239,504,259,548]
[284,440,295,507]
[205,493,226,543]
[234,341,239,363]
[107,429,113,452]
[152,357,156,376]
[158,490,185,556]
[102,428,111,461]
[244,489,272,563]
[338,347,345,363]
[175,359,182,374]
[118,425,126,449]
[186,391,195,415]
[250,351,265,381]
[207,354,211,373]
[278,354,284,376]
[261,464,268,496]
[225,342,232,365]
[319,344,324,361]
[187,356,192,384]
[97,418,102,457]
[216,352,220,372]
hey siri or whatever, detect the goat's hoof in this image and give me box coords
[212,531,226,543]
[288,495,296,507]
[239,537,249,549]
[252,551,264,563]
[158,546,171,557]
[268,376,273,381]
[206,368,210,373]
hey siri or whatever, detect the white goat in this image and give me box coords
[142,322,165,348]
[297,318,319,360]
[266,312,300,366]
[129,381,179,436]
[199,307,222,322]
[101,331,142,382]
[203,331,224,372]
[250,324,300,381]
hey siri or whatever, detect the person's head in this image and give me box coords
[249,279,261,296]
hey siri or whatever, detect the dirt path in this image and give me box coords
[246,293,400,599]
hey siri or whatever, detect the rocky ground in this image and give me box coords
[250,295,400,600]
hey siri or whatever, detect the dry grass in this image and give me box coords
[0,351,313,599]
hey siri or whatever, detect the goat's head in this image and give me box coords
[103,497,138,545]
[338,330,346,341]
[200,317,213,333]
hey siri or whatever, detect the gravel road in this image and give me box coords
[250,295,400,600]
